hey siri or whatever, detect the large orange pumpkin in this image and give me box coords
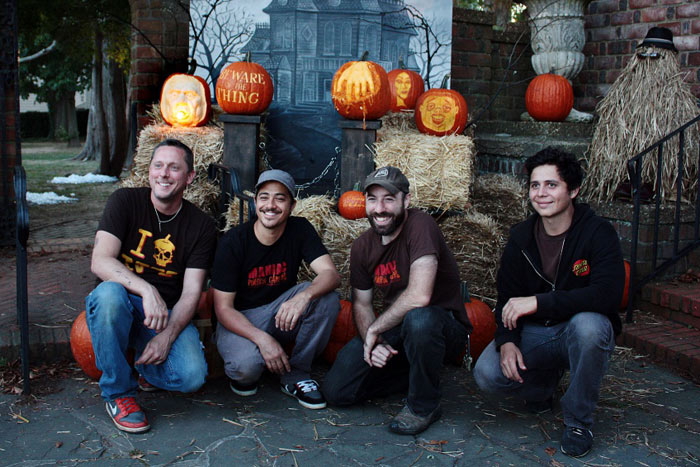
[525,73,574,122]
[216,53,274,115]
[388,61,424,112]
[465,298,497,362]
[195,288,214,320]
[620,260,631,309]
[323,300,356,363]
[332,52,391,121]
[338,190,366,220]
[414,74,468,136]
[160,73,212,127]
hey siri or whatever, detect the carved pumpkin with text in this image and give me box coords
[388,62,424,112]
[160,74,211,127]
[525,73,574,122]
[338,190,366,220]
[323,300,356,363]
[414,75,468,136]
[216,54,274,115]
[332,52,391,121]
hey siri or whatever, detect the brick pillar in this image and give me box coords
[129,0,190,131]
[1,0,20,246]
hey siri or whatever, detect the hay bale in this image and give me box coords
[221,190,255,232]
[585,46,700,203]
[373,131,475,213]
[472,173,529,234]
[378,111,418,139]
[292,195,336,232]
[439,211,505,304]
[122,122,224,216]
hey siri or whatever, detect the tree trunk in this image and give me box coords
[93,29,111,175]
[104,54,128,177]
[52,92,80,147]
[76,96,97,161]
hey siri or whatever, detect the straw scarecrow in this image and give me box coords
[584,27,699,203]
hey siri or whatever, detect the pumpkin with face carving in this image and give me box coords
[160,74,211,127]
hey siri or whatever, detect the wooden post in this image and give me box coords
[339,119,382,193]
[219,114,261,192]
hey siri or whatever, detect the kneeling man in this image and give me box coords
[474,148,625,458]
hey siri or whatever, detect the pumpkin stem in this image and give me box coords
[244,51,252,62]
[398,56,406,69]
[440,73,451,89]
[360,50,369,61]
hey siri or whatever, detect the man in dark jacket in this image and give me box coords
[474,147,625,458]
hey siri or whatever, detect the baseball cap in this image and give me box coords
[363,166,410,195]
[255,169,296,199]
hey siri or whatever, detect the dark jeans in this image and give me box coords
[323,306,467,416]
[473,312,615,430]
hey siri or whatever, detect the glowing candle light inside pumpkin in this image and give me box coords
[160,74,211,127]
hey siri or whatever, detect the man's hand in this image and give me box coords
[274,293,310,332]
[368,343,398,368]
[142,286,169,332]
[501,296,537,330]
[258,334,291,375]
[500,342,526,383]
[135,332,172,366]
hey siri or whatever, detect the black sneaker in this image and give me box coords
[388,404,442,435]
[281,379,326,409]
[560,426,593,458]
[229,379,258,397]
[525,396,553,414]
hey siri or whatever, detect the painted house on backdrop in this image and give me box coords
[242,0,419,105]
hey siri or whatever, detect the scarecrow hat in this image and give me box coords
[637,27,677,52]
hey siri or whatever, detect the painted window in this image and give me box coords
[324,23,334,54]
[341,23,351,56]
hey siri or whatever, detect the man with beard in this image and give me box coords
[211,169,341,409]
[324,166,471,435]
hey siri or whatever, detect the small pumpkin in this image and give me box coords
[620,260,631,309]
[160,73,212,127]
[525,73,574,122]
[338,190,366,220]
[216,53,274,115]
[387,59,424,112]
[465,298,497,362]
[323,300,356,363]
[332,51,391,121]
[70,311,134,380]
[414,74,468,136]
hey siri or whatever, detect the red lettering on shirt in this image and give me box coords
[374,260,401,288]
[572,259,590,277]
[247,262,287,288]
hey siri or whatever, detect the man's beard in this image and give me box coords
[369,208,406,236]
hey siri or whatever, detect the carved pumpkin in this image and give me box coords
[323,300,356,363]
[216,53,274,115]
[525,73,574,122]
[465,298,497,362]
[414,74,468,136]
[620,260,631,309]
[160,74,212,127]
[332,51,391,121]
[70,311,135,380]
[338,190,366,220]
[388,60,424,112]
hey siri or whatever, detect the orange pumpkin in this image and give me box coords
[332,51,391,121]
[414,74,468,136]
[71,311,135,381]
[620,260,631,309]
[525,73,574,122]
[465,298,497,362]
[160,73,211,127]
[388,60,424,112]
[323,300,356,363]
[195,288,214,320]
[216,53,274,115]
[338,190,366,219]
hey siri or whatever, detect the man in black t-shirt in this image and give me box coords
[85,139,216,433]
[211,169,341,410]
[323,166,471,435]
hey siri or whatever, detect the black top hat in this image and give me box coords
[637,27,677,52]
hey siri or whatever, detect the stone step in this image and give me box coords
[639,280,700,329]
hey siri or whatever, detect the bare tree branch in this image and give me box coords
[19,40,57,63]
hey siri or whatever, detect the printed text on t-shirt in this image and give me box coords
[248,262,288,287]
[374,260,401,287]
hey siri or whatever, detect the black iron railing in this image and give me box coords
[626,113,700,322]
[14,166,30,394]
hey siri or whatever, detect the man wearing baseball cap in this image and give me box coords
[211,169,341,409]
[324,166,471,434]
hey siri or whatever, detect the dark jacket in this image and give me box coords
[494,203,625,349]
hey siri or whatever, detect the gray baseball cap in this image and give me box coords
[363,166,410,195]
[255,169,296,199]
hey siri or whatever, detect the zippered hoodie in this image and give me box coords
[494,203,625,349]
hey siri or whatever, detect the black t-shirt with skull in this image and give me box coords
[98,187,216,309]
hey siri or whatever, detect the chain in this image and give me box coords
[259,142,341,194]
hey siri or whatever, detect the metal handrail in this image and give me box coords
[625,113,700,323]
[14,165,30,395]
[207,163,257,229]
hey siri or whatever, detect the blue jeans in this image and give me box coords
[85,281,207,401]
[473,312,615,430]
[323,306,467,416]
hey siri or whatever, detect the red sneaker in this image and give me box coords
[105,397,150,433]
[138,376,160,392]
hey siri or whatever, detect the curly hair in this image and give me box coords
[525,147,583,192]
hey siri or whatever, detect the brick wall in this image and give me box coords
[452,8,533,122]
[129,0,190,130]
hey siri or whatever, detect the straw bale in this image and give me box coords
[221,190,255,232]
[472,173,529,234]
[373,132,475,212]
[122,122,224,216]
[378,111,418,139]
[585,47,700,203]
[291,195,336,232]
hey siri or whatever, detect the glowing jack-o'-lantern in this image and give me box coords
[160,74,212,127]
[332,51,391,121]
[414,74,468,136]
[216,53,274,115]
[387,60,424,112]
